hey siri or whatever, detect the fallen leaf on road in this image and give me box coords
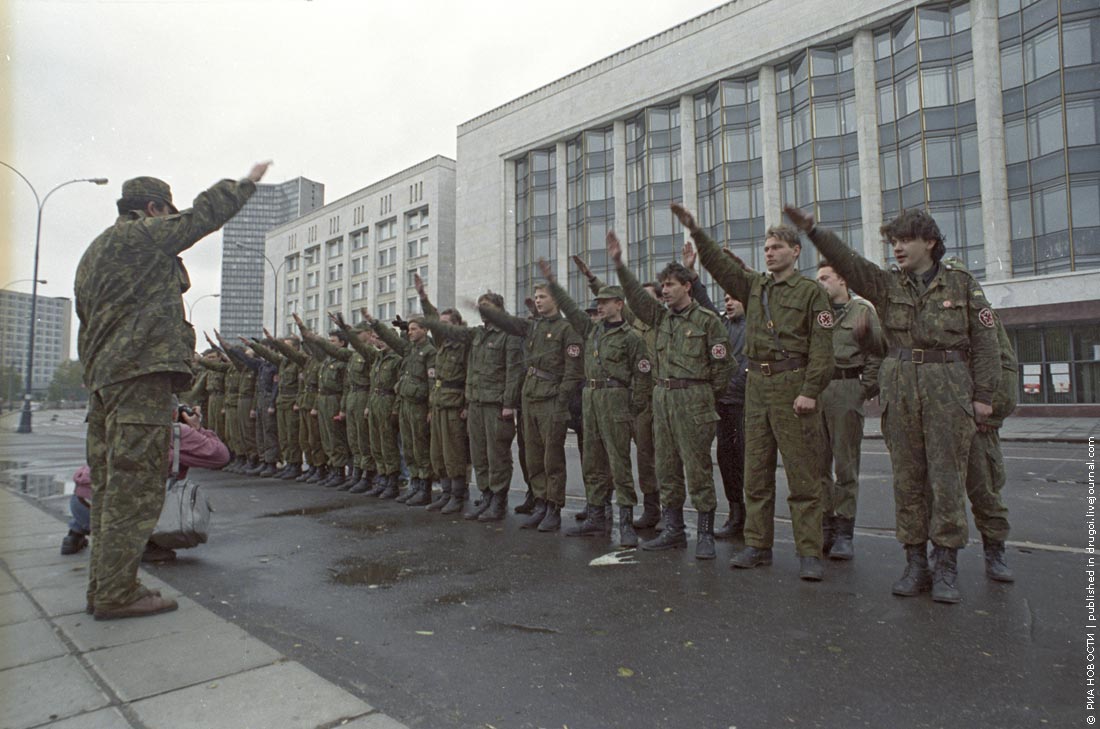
[617,667,635,677]
[416,630,434,636]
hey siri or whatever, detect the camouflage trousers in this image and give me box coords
[652,384,718,512]
[368,393,401,475]
[880,359,974,549]
[317,393,349,469]
[236,396,257,458]
[345,390,373,472]
[85,372,173,611]
[632,407,658,496]
[967,427,1011,542]
[521,398,569,506]
[582,387,637,507]
[207,393,225,442]
[277,401,301,466]
[467,402,515,494]
[301,401,326,467]
[819,378,865,519]
[430,405,467,480]
[254,392,279,465]
[743,370,827,557]
[399,399,432,480]
[223,397,240,454]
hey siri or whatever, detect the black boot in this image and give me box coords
[714,502,745,541]
[465,490,493,520]
[537,502,562,532]
[982,537,1014,582]
[891,543,932,597]
[603,502,613,535]
[640,508,687,551]
[633,492,661,530]
[244,457,265,476]
[395,477,417,503]
[618,506,638,547]
[271,464,290,478]
[295,465,314,482]
[349,470,375,494]
[478,490,508,522]
[428,478,451,511]
[931,545,961,604]
[565,504,607,537]
[520,498,547,529]
[378,474,400,499]
[337,467,360,491]
[306,465,328,484]
[60,530,88,555]
[442,479,468,515]
[830,517,855,560]
[259,462,279,478]
[365,473,389,497]
[695,510,716,560]
[281,464,303,481]
[799,556,825,581]
[822,514,837,556]
[572,507,589,521]
[323,467,346,488]
[407,478,432,507]
[514,489,536,514]
[729,545,773,569]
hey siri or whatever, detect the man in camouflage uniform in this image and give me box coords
[217,332,261,473]
[196,350,228,440]
[424,290,524,521]
[673,204,834,579]
[609,230,733,560]
[219,347,243,470]
[360,311,403,498]
[327,313,379,493]
[786,205,999,603]
[76,162,268,619]
[294,314,352,488]
[815,261,884,560]
[253,331,304,479]
[543,260,652,547]
[480,285,585,532]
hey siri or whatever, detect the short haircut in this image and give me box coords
[329,329,348,343]
[533,282,551,293]
[765,224,802,249]
[657,261,694,286]
[407,316,426,328]
[478,291,505,310]
[283,335,301,345]
[816,259,838,272]
[881,209,947,262]
[643,281,661,292]
[441,308,464,326]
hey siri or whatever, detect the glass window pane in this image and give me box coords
[1037,185,1069,233]
[878,85,896,123]
[960,130,979,173]
[1024,27,1060,82]
[1067,98,1099,147]
[1063,18,1098,68]
[1028,105,1064,156]
[651,152,672,183]
[952,4,971,33]
[921,67,952,107]
[955,60,975,103]
[1001,44,1024,89]
[724,128,748,162]
[895,14,916,50]
[811,48,837,75]
[817,162,843,200]
[727,186,751,219]
[926,137,957,177]
[1005,119,1028,164]
[920,7,950,38]
[897,73,921,116]
[1072,180,1100,228]
[814,99,839,137]
[875,31,892,59]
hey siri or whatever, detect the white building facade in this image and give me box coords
[0,291,72,394]
[456,0,1100,413]
[265,156,456,336]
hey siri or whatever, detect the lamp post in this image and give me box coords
[1,161,108,433]
[186,292,221,321]
[233,242,286,335]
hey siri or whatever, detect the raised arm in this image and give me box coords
[478,303,531,338]
[267,331,309,366]
[249,337,282,366]
[672,204,752,304]
[545,259,591,337]
[786,205,890,310]
[608,231,662,328]
[370,316,410,355]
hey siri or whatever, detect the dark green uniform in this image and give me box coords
[299,343,326,469]
[199,358,229,441]
[693,227,834,558]
[368,347,403,477]
[806,226,999,550]
[340,328,378,476]
[551,280,651,508]
[76,174,254,613]
[313,338,350,470]
[617,265,732,513]
[252,338,303,468]
[229,348,259,460]
[480,304,585,509]
[223,366,241,455]
[423,310,523,496]
[419,301,470,481]
[374,323,435,481]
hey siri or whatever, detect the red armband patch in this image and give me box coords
[711,343,727,359]
[817,311,835,329]
[566,344,581,358]
[638,358,652,373]
[978,308,995,328]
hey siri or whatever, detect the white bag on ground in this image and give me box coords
[151,424,214,549]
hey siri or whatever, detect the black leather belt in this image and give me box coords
[889,348,968,364]
[655,378,707,390]
[747,357,807,376]
[527,366,560,383]
[832,367,864,380]
[436,379,465,390]
[587,379,626,389]
[350,385,371,392]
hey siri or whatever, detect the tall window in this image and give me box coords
[1011,323,1100,405]
[1001,0,1100,275]
[515,148,556,310]
[566,128,614,302]
[876,3,983,275]
[626,103,683,283]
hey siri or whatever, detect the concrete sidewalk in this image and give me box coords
[0,488,407,729]
[861,414,1098,443]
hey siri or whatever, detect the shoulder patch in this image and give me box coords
[566,344,581,358]
[978,308,996,328]
[817,311,835,329]
[427,367,436,378]
[637,358,652,374]
[711,343,727,360]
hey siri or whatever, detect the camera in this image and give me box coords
[177,404,195,418]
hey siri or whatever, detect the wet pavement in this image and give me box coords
[0,411,1084,728]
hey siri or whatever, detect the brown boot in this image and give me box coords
[94,594,178,621]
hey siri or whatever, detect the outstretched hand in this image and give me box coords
[360,308,375,325]
[247,161,273,183]
[681,240,697,272]
[571,255,594,281]
[606,230,623,265]
[537,257,555,283]
[721,247,754,273]
[262,327,273,340]
[783,204,815,233]
[670,203,697,232]
[413,272,427,298]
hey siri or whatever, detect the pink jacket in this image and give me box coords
[72,424,229,495]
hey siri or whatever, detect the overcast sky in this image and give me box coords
[1,0,723,358]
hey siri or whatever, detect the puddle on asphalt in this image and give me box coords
[328,556,407,587]
[332,516,401,536]
[262,500,358,518]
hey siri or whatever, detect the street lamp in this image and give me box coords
[233,242,286,334]
[1,279,48,290]
[186,292,221,321]
[1,161,108,434]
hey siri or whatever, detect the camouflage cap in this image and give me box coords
[594,285,625,301]
[120,176,178,213]
[354,321,373,332]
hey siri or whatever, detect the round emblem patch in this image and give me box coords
[817,311,835,329]
[427,367,436,378]
[566,344,581,358]
[942,300,952,308]
[711,343,727,359]
[638,358,652,373]
[978,307,996,328]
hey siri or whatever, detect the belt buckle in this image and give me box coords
[760,362,772,376]
[527,366,535,375]
[911,349,925,364]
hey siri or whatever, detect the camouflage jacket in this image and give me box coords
[423,306,523,409]
[480,305,585,410]
[76,178,255,393]
[373,322,435,404]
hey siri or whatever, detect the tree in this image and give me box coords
[47,360,85,403]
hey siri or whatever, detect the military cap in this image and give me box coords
[354,321,373,332]
[584,300,599,313]
[120,176,178,213]
[594,285,625,301]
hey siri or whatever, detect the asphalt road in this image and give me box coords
[2,418,1085,729]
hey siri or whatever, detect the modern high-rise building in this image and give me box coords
[266,156,455,337]
[219,177,324,339]
[456,0,1100,414]
[0,290,72,394]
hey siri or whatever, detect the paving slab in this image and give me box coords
[25,579,89,618]
[56,596,216,652]
[129,661,373,729]
[0,516,69,538]
[0,590,41,626]
[37,707,136,729]
[85,619,283,701]
[0,545,86,570]
[0,568,20,594]
[12,558,89,590]
[0,528,61,554]
[0,617,67,670]
[0,655,110,729]
[336,713,411,729]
